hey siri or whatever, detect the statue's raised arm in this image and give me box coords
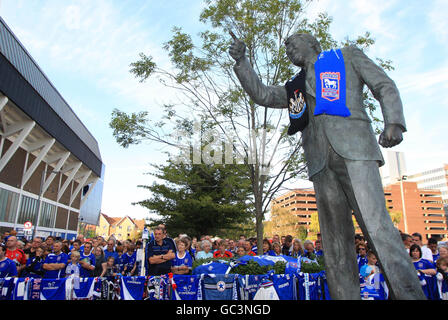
[229,31,288,109]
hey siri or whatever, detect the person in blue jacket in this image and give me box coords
[262,239,275,256]
[410,244,437,299]
[22,246,45,278]
[0,243,17,278]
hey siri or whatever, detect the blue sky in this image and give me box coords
[1,0,447,219]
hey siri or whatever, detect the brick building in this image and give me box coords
[384,181,447,240]
[271,188,317,232]
[271,181,448,241]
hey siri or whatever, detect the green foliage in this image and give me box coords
[109,108,150,148]
[137,158,254,238]
[129,53,156,82]
[300,254,326,273]
[297,226,308,241]
[163,27,213,83]
[230,260,287,275]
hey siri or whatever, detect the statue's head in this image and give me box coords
[285,33,322,67]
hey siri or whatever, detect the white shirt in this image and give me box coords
[421,245,434,262]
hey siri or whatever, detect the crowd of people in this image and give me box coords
[0,225,447,300]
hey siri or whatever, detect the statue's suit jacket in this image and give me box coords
[233,45,406,179]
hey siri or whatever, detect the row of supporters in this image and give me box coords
[145,228,324,276]
[0,240,141,279]
[0,272,365,301]
[1,226,447,300]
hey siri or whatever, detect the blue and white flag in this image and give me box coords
[171,275,202,300]
[193,261,231,275]
[40,278,67,300]
[271,274,297,300]
[202,274,238,300]
[72,277,99,300]
[120,276,146,300]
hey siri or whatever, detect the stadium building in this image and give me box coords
[0,17,104,240]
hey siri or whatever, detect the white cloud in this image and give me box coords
[3,0,447,220]
[428,0,448,45]
[64,5,81,30]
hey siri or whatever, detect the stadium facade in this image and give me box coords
[0,17,104,240]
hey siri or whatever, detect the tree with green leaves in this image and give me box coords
[135,155,254,238]
[110,0,393,253]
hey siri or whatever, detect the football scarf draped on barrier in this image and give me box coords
[40,278,67,300]
[297,272,320,300]
[192,261,231,275]
[170,274,202,300]
[0,277,15,300]
[253,279,279,300]
[238,275,263,300]
[202,274,238,300]
[119,276,146,300]
[271,274,297,300]
[314,49,351,117]
[360,273,388,300]
[71,277,99,300]
[12,277,30,300]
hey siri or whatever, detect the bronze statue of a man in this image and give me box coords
[229,33,426,300]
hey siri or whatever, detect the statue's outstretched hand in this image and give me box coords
[229,31,246,62]
[379,124,404,148]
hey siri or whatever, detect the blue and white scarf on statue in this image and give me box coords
[314,48,351,117]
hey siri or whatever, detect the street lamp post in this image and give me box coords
[399,175,408,234]
[31,167,59,240]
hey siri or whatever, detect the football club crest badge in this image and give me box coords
[216,281,226,292]
[289,89,306,119]
[320,72,340,101]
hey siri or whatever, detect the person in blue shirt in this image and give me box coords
[315,240,323,257]
[290,239,304,258]
[68,239,83,263]
[43,241,68,279]
[69,238,84,254]
[101,256,121,277]
[427,238,440,263]
[182,236,196,261]
[360,250,380,281]
[0,243,18,278]
[123,243,137,276]
[45,236,55,251]
[410,244,438,300]
[22,246,45,278]
[195,240,214,260]
[115,244,128,275]
[65,250,81,278]
[262,238,275,256]
[171,238,193,275]
[411,244,437,276]
[249,237,258,255]
[104,239,118,261]
[303,240,316,258]
[356,242,369,271]
[272,242,282,256]
[147,227,176,276]
[79,242,95,278]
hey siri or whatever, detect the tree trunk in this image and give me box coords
[255,194,264,256]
